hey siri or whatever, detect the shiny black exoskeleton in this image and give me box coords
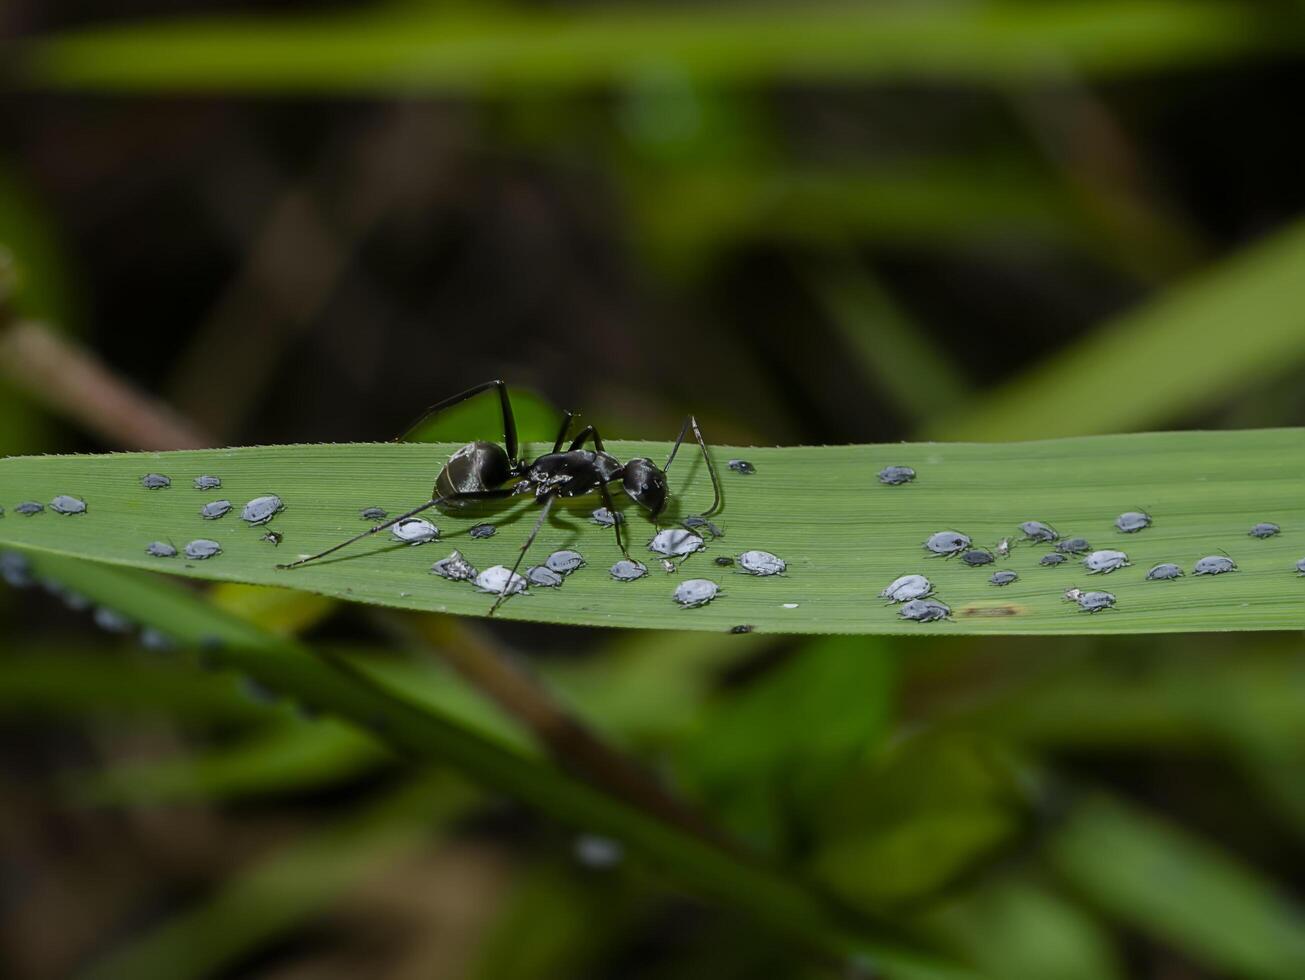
[280,381,721,613]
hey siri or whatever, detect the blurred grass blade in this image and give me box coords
[3,430,1305,634]
[930,217,1305,439]
[11,553,967,976]
[1047,793,1305,979]
[14,3,1292,93]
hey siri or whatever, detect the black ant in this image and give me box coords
[278,380,722,613]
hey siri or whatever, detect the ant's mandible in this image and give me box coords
[278,380,722,613]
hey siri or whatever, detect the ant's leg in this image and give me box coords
[278,488,515,570]
[490,493,556,616]
[663,415,722,518]
[568,424,605,453]
[551,411,575,454]
[394,380,519,462]
[597,482,629,558]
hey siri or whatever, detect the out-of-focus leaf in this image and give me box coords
[1047,793,1305,980]
[16,3,1290,93]
[403,385,560,447]
[208,581,336,636]
[81,776,473,980]
[931,217,1305,439]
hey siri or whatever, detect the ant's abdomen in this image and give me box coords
[436,441,512,497]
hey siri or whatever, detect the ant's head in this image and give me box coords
[621,458,668,518]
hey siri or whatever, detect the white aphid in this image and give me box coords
[392,517,439,544]
[738,550,786,576]
[473,565,528,596]
[648,528,705,558]
[673,578,719,607]
[1082,549,1130,574]
[879,574,933,603]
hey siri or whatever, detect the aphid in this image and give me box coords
[1075,590,1116,613]
[682,515,723,538]
[878,465,916,486]
[1082,549,1130,574]
[730,624,754,634]
[15,501,44,515]
[241,495,284,525]
[431,550,478,581]
[714,555,735,567]
[361,507,387,521]
[0,505,4,517]
[469,522,496,539]
[990,570,1018,586]
[648,528,705,558]
[1296,558,1305,576]
[898,598,951,622]
[1146,562,1184,581]
[661,559,678,574]
[473,565,528,596]
[880,574,933,603]
[738,550,786,576]
[1020,520,1058,543]
[592,507,624,527]
[62,591,91,612]
[145,541,177,558]
[546,550,586,574]
[1115,511,1152,533]
[960,549,994,567]
[261,530,283,546]
[193,475,222,490]
[525,565,565,588]
[50,495,87,515]
[727,459,755,475]
[994,537,1011,558]
[277,381,722,617]
[184,539,222,560]
[391,517,439,544]
[1039,553,1068,566]
[92,606,134,634]
[141,473,171,489]
[574,834,624,869]
[1249,522,1281,539]
[1062,587,1083,603]
[924,530,971,557]
[139,628,176,653]
[1194,555,1237,575]
[1055,537,1091,555]
[673,578,720,608]
[0,551,33,588]
[610,559,648,581]
[200,500,232,520]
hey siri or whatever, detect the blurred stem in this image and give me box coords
[0,319,211,450]
[383,611,733,849]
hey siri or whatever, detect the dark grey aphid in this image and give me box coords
[727,459,755,475]
[1055,537,1091,555]
[1249,522,1280,539]
[0,551,33,588]
[1039,553,1068,566]
[898,598,951,622]
[682,515,723,538]
[525,565,565,588]
[738,550,786,576]
[261,530,283,546]
[1082,549,1130,574]
[469,523,496,539]
[241,495,283,525]
[92,606,134,634]
[50,495,87,515]
[1020,520,1058,543]
[546,550,586,574]
[1115,511,1151,533]
[184,539,222,560]
[1146,562,1184,581]
[673,578,720,608]
[990,570,1018,586]
[1296,557,1305,576]
[15,501,43,515]
[194,475,222,490]
[1194,555,1237,575]
[200,500,232,520]
[730,624,754,634]
[592,507,624,528]
[145,541,177,558]
[1075,590,1116,614]
[960,549,994,567]
[878,465,916,486]
[924,530,971,557]
[714,555,735,566]
[610,558,648,581]
[431,550,478,582]
[141,473,171,489]
[361,506,387,521]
